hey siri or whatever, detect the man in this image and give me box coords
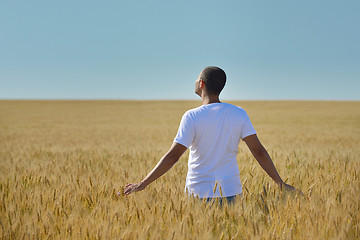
[122,66,298,200]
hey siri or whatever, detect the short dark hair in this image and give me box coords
[200,66,226,95]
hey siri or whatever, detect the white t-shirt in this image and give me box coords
[173,102,256,198]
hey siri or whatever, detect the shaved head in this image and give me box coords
[200,66,226,95]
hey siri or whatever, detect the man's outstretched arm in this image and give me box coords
[122,142,187,195]
[243,134,298,192]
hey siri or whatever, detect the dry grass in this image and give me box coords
[0,100,359,239]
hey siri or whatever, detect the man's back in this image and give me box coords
[174,102,256,198]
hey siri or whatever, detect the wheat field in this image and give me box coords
[0,100,359,239]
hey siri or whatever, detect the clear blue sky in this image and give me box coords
[1,0,359,100]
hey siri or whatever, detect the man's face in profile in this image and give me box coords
[195,73,202,97]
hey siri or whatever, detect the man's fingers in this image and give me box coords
[123,188,130,195]
[123,184,134,191]
[124,187,135,195]
[120,183,143,196]
[123,184,136,195]
[282,184,306,197]
[117,183,133,197]
[297,189,305,196]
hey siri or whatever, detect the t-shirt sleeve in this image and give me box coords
[173,111,195,148]
[240,110,257,140]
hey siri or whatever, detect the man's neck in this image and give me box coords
[201,94,221,105]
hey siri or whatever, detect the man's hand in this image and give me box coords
[119,143,187,197]
[120,182,146,196]
[282,183,296,191]
[280,182,305,196]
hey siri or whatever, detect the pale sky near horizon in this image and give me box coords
[1,0,359,100]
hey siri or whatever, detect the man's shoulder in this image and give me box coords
[220,102,249,113]
[182,105,203,119]
[186,105,204,113]
[223,102,242,109]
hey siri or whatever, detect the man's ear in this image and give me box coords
[199,79,205,89]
